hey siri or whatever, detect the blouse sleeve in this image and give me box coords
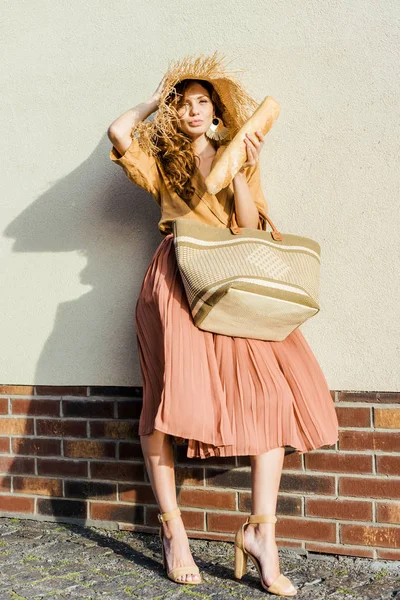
[109,136,161,204]
[245,161,269,231]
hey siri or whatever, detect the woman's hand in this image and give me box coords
[151,76,166,107]
[238,130,264,172]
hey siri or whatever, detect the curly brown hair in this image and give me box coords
[154,79,227,201]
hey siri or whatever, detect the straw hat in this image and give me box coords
[132,51,259,158]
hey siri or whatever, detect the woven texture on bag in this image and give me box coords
[177,237,319,305]
[175,233,320,316]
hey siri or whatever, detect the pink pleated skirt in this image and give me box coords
[135,233,339,459]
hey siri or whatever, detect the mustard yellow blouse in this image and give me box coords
[109,137,269,236]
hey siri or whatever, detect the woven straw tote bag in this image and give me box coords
[172,211,321,341]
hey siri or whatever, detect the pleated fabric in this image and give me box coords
[135,233,339,459]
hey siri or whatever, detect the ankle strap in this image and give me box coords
[247,514,277,524]
[157,507,181,523]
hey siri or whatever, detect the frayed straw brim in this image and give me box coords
[132,51,259,158]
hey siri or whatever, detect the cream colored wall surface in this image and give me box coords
[1,1,399,389]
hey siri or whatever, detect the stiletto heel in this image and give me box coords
[234,514,297,596]
[158,507,202,585]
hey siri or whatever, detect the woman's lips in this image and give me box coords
[189,120,203,126]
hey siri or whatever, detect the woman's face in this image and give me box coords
[176,82,215,140]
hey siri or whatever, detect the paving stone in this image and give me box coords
[0,517,398,599]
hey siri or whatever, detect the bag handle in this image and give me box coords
[230,206,283,241]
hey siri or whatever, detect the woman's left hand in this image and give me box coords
[239,130,264,171]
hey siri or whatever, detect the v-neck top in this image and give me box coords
[109,136,269,236]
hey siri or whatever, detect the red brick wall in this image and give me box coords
[0,386,399,561]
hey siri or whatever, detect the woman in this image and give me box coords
[108,52,339,596]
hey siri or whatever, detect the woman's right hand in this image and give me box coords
[151,76,166,107]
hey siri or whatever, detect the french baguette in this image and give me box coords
[205,96,280,195]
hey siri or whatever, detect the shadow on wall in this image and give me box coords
[4,134,162,384]
[2,134,165,529]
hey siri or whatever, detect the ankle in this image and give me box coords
[162,516,185,539]
[246,522,276,537]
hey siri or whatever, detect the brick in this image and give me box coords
[38,498,87,519]
[339,477,400,499]
[12,399,60,416]
[65,480,116,500]
[119,442,143,461]
[37,458,88,478]
[306,542,374,559]
[0,385,34,395]
[276,518,336,542]
[118,484,156,503]
[336,392,400,403]
[180,489,236,510]
[35,386,87,396]
[374,408,400,429]
[36,419,87,438]
[305,452,373,474]
[89,386,140,397]
[0,476,11,492]
[280,473,335,495]
[207,513,336,542]
[376,548,400,560]
[64,440,115,459]
[176,467,205,487]
[90,502,144,524]
[305,498,373,521]
[0,418,33,435]
[63,400,114,419]
[0,457,35,474]
[0,438,10,453]
[335,407,371,427]
[117,400,142,420]
[282,452,303,470]
[147,507,204,530]
[276,539,303,549]
[239,492,302,516]
[13,476,63,496]
[337,392,377,402]
[312,443,337,452]
[376,503,400,524]
[12,437,61,456]
[0,398,8,414]
[339,431,400,452]
[376,455,400,476]
[341,524,400,548]
[205,468,250,489]
[0,495,34,513]
[90,421,138,440]
[184,530,235,542]
[275,517,336,542]
[206,512,265,535]
[90,461,145,482]
[374,393,400,403]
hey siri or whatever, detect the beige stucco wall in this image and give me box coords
[1,1,399,389]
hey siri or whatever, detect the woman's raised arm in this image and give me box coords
[107,77,165,156]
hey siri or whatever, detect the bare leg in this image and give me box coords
[244,447,297,595]
[140,430,201,583]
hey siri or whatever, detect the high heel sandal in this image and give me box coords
[158,507,202,585]
[234,514,297,596]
